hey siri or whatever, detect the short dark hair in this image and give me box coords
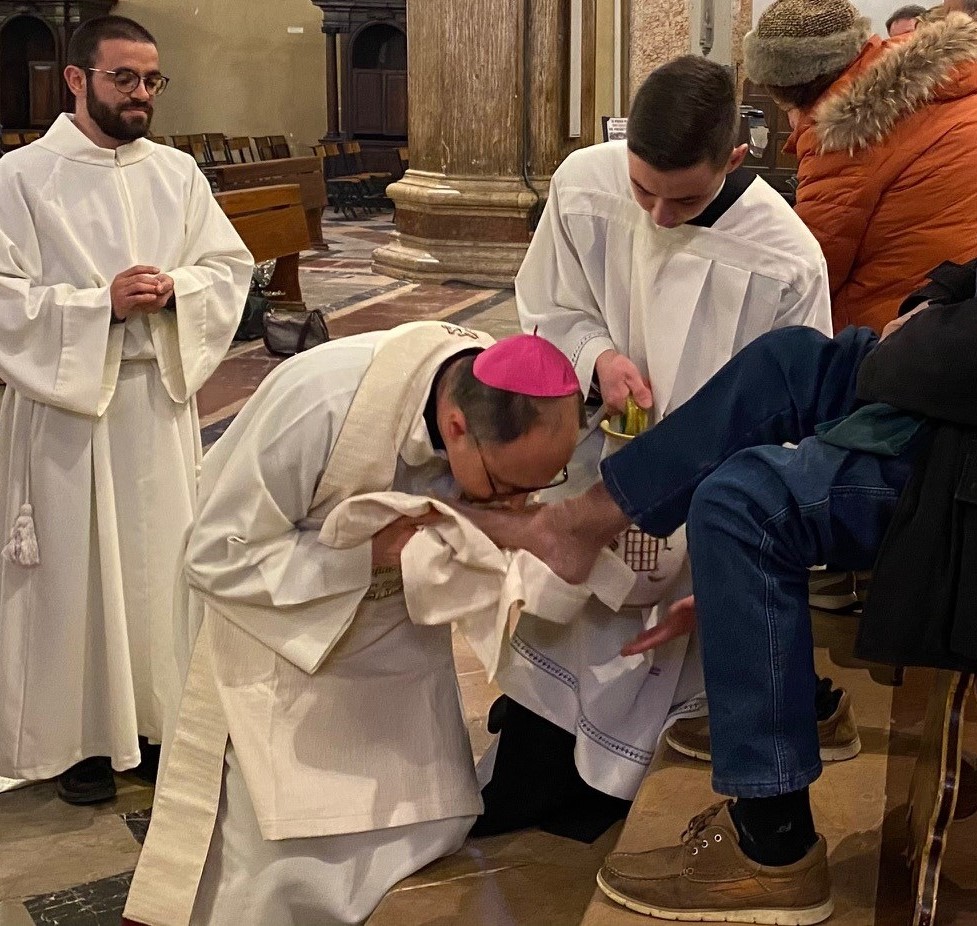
[67,15,157,70]
[885,4,927,31]
[627,55,737,170]
[765,69,846,112]
[446,355,584,445]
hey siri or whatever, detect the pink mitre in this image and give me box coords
[473,328,580,397]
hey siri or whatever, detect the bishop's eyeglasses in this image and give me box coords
[473,436,569,501]
[87,68,170,97]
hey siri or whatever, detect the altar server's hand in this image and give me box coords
[595,349,653,413]
[371,512,443,567]
[620,595,696,656]
[111,265,172,319]
[152,273,175,311]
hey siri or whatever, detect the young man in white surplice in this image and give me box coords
[475,54,841,840]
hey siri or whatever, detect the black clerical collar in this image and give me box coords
[424,350,482,451]
[423,368,447,451]
[687,169,754,228]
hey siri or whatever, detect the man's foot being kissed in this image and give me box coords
[453,482,631,584]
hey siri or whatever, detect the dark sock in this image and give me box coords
[814,675,842,721]
[731,788,817,866]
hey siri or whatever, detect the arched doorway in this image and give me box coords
[349,22,406,139]
[0,15,58,129]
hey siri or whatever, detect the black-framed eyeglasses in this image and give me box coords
[87,68,169,97]
[472,436,569,501]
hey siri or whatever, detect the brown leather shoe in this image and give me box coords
[597,801,833,924]
[666,690,861,763]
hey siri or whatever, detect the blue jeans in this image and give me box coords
[601,326,917,797]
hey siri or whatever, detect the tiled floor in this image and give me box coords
[3,210,976,926]
[196,211,519,444]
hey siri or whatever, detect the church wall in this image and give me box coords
[113,0,327,151]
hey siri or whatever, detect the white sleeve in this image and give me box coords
[151,165,255,402]
[774,253,833,336]
[185,363,372,674]
[0,166,114,415]
[515,173,616,390]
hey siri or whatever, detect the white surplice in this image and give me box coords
[502,140,834,799]
[0,114,253,779]
[125,322,635,926]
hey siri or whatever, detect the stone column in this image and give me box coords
[323,29,340,138]
[628,0,751,97]
[374,0,592,286]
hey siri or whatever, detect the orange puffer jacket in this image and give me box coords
[787,13,977,333]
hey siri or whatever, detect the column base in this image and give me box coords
[373,170,546,286]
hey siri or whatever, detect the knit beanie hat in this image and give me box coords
[744,0,872,87]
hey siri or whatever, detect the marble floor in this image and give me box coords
[2,211,976,926]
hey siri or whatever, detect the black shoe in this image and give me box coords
[56,756,116,805]
[132,736,161,784]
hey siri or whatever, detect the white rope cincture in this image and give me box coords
[2,502,40,567]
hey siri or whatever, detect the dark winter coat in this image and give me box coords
[854,259,977,669]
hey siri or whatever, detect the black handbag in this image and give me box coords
[262,303,330,357]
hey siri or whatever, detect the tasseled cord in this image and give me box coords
[2,401,40,567]
[2,503,40,567]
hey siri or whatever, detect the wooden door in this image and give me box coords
[351,70,384,135]
[382,72,407,136]
[28,60,58,126]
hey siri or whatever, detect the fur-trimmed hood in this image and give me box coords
[814,13,977,153]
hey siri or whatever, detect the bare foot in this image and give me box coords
[453,484,630,584]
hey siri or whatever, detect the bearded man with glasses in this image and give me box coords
[0,15,253,805]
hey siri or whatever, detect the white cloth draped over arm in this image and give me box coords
[515,174,616,391]
[184,367,373,675]
[318,492,636,680]
[0,171,115,416]
[150,166,254,403]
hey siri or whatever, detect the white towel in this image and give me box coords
[318,493,635,680]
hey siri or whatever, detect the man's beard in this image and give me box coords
[86,82,153,142]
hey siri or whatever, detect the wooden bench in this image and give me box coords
[205,155,327,245]
[214,183,311,306]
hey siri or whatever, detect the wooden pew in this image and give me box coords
[214,183,311,306]
[205,155,327,245]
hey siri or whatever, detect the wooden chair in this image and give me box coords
[147,134,166,144]
[317,142,379,219]
[21,132,41,144]
[269,134,291,159]
[341,140,393,189]
[253,136,276,161]
[907,671,976,926]
[170,134,192,154]
[226,137,254,163]
[214,184,311,307]
[205,133,231,164]
[187,134,209,162]
[1,131,24,151]
[190,140,209,165]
